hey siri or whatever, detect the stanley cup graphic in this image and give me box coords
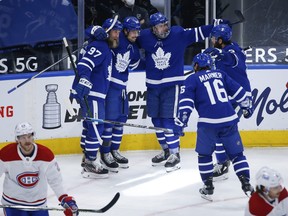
[43,84,61,129]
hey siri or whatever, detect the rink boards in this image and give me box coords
[0,66,287,154]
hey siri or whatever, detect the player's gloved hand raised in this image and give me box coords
[204,47,223,60]
[59,195,79,216]
[213,19,231,27]
[75,76,92,99]
[86,25,108,40]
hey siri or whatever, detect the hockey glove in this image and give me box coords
[75,76,92,99]
[213,19,231,27]
[239,97,254,119]
[86,25,108,40]
[204,48,223,60]
[59,195,79,216]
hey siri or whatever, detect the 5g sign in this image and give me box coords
[15,57,38,72]
[0,56,38,73]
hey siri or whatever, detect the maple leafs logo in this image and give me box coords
[107,60,112,81]
[115,51,131,73]
[152,47,171,70]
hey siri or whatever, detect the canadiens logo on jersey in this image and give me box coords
[152,47,171,70]
[16,172,40,188]
[116,51,131,73]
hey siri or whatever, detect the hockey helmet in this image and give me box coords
[150,12,168,27]
[210,24,232,42]
[256,166,283,190]
[102,18,123,32]
[15,122,35,139]
[192,53,213,68]
[123,16,141,31]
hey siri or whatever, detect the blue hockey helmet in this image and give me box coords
[192,53,213,68]
[149,12,168,27]
[210,24,232,42]
[123,16,141,31]
[102,18,123,32]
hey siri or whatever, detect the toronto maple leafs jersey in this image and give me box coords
[110,32,141,89]
[137,25,214,88]
[214,42,252,100]
[0,143,66,207]
[179,69,247,128]
[72,40,112,100]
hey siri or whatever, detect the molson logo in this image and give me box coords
[252,88,288,126]
[17,172,39,188]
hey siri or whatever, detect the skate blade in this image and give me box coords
[118,163,129,169]
[81,170,109,179]
[201,194,213,202]
[152,162,166,167]
[213,174,228,182]
[165,164,181,173]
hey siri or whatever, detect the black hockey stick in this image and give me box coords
[63,37,93,117]
[85,117,174,133]
[230,10,245,26]
[0,192,120,213]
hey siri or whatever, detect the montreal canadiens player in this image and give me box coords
[245,166,288,216]
[0,122,78,215]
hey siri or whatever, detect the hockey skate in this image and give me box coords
[100,152,119,173]
[164,153,181,173]
[213,160,230,182]
[151,148,170,166]
[111,150,129,168]
[81,159,109,179]
[199,177,214,201]
[238,175,254,197]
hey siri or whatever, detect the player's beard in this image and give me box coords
[214,41,222,49]
[108,38,119,48]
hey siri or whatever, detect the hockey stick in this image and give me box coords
[0,192,120,213]
[6,42,88,94]
[85,117,174,133]
[63,37,93,117]
[7,15,118,95]
[230,10,245,26]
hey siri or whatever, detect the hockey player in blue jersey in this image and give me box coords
[100,16,142,173]
[71,18,122,179]
[176,53,254,200]
[136,12,230,172]
[204,24,253,181]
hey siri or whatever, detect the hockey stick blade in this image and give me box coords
[0,192,120,213]
[105,14,119,33]
[230,10,245,26]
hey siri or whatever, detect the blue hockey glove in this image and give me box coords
[173,117,185,136]
[213,19,231,27]
[60,195,79,216]
[204,47,223,60]
[75,76,92,99]
[240,97,254,119]
[88,25,108,40]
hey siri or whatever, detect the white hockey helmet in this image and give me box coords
[15,122,35,139]
[122,0,135,7]
[256,166,283,190]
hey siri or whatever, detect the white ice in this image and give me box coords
[0,148,287,216]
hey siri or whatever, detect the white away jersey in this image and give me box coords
[245,188,288,216]
[0,143,66,207]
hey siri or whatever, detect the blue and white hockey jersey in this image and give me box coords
[179,69,247,128]
[110,32,141,89]
[214,42,252,101]
[72,40,112,100]
[137,25,214,88]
